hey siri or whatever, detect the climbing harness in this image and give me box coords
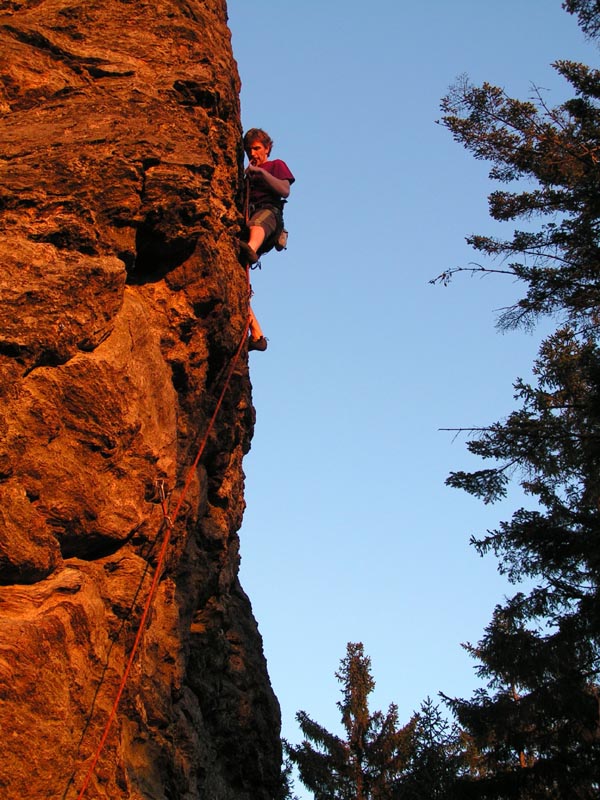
[243,175,288,259]
[74,266,252,800]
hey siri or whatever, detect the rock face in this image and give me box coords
[0,2,282,798]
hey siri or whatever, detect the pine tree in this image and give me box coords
[277,756,301,800]
[564,0,600,39]
[393,697,465,800]
[285,643,417,800]
[441,332,600,798]
[435,63,600,331]
[434,6,600,798]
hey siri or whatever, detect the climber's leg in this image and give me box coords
[241,208,278,263]
[249,306,263,340]
[247,225,266,256]
[248,306,268,352]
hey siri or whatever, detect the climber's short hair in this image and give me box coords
[243,128,273,155]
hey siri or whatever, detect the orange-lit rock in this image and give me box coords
[0,2,280,798]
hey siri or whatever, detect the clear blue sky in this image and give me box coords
[227,1,597,792]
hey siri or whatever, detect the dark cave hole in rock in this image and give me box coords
[127,223,196,285]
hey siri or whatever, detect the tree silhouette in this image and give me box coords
[285,643,416,800]
[436,5,600,797]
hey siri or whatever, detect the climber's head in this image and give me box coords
[243,128,273,165]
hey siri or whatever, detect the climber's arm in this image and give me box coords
[245,164,291,198]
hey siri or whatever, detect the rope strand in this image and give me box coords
[75,266,251,799]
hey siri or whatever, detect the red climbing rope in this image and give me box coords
[75,265,252,799]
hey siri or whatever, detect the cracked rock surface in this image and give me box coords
[0,2,281,798]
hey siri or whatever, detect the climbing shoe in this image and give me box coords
[239,241,259,265]
[248,336,268,352]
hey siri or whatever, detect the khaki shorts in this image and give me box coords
[248,206,279,239]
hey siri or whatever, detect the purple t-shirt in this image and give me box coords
[249,158,295,209]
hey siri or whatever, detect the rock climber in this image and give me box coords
[240,127,295,352]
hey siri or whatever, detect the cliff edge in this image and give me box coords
[0,2,281,798]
